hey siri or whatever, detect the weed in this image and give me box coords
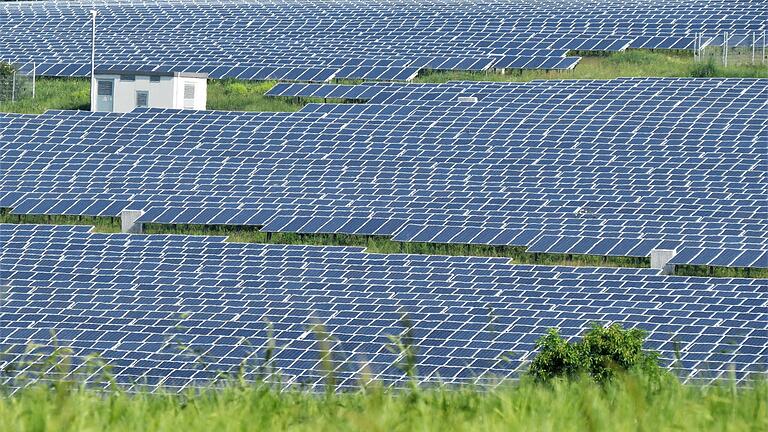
[690,58,720,77]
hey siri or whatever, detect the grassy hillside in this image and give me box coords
[1,51,765,114]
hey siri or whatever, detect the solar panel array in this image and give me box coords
[1,78,767,267]
[1,0,766,80]
[1,224,766,391]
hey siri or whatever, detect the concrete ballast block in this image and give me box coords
[651,249,677,275]
[121,210,144,234]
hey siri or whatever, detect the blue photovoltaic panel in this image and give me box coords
[669,248,768,268]
[1,224,766,392]
[1,1,764,79]
[526,235,681,257]
[410,57,496,71]
[1,78,767,265]
[137,207,278,226]
[392,225,541,247]
[335,66,421,81]
[492,56,581,70]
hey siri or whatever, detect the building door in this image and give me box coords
[183,82,195,109]
[96,79,114,111]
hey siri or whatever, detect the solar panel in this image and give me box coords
[492,55,583,70]
[669,247,768,268]
[2,224,765,391]
[335,66,421,81]
[1,1,764,79]
[1,78,766,266]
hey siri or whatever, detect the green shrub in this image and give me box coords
[528,323,662,384]
[0,62,15,78]
[525,329,582,381]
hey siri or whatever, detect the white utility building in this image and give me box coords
[91,69,207,112]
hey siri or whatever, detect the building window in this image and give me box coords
[136,90,149,108]
[120,74,135,81]
[150,75,161,83]
[183,82,195,109]
[97,80,113,96]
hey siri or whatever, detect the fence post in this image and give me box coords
[722,32,728,67]
[753,32,757,64]
[693,33,699,62]
[11,69,15,102]
[32,62,36,98]
[693,33,701,62]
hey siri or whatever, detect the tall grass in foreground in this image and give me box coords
[1,375,765,431]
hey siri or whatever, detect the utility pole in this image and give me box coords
[90,10,97,107]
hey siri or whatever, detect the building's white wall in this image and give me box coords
[91,74,207,112]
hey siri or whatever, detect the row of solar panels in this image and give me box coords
[3,89,764,226]
[1,0,765,79]
[1,224,766,390]
[3,0,764,30]
[2,78,766,266]
[8,30,760,81]
[5,197,765,251]
[15,56,580,83]
[266,76,768,104]
[268,76,731,100]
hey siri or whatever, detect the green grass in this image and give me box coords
[0,78,310,114]
[415,50,767,83]
[0,77,90,113]
[1,375,766,432]
[206,79,313,111]
[674,264,768,278]
[0,212,124,233]
[2,51,765,114]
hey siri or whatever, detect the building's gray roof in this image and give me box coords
[94,69,208,79]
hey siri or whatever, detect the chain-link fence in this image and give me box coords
[694,31,768,67]
[0,62,36,103]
